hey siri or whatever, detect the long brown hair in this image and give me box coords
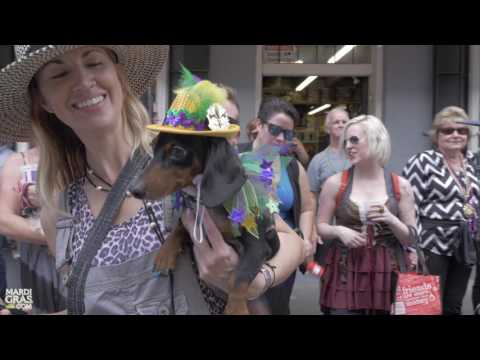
[30,61,153,210]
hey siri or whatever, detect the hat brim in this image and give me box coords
[147,124,240,138]
[456,120,480,127]
[0,45,169,144]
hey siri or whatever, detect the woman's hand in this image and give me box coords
[26,184,41,209]
[367,204,398,227]
[181,208,239,292]
[335,226,367,248]
[407,249,418,271]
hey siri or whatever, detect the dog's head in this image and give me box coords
[130,133,247,208]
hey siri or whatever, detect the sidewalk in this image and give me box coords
[290,268,476,315]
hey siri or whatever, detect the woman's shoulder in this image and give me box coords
[405,149,440,170]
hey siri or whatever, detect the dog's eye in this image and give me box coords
[170,145,187,160]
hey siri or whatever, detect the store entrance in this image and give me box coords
[262,76,369,160]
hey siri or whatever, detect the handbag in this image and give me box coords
[392,228,442,315]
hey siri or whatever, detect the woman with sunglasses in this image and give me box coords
[403,106,479,315]
[317,115,417,315]
[252,97,316,315]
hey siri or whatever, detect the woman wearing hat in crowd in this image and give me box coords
[317,115,417,315]
[251,96,316,315]
[0,45,304,315]
[403,106,479,315]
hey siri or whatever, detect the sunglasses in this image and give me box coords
[438,127,470,136]
[343,135,362,148]
[267,123,295,141]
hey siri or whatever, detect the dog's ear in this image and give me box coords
[201,138,247,208]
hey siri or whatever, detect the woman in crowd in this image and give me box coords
[0,145,65,313]
[0,45,305,315]
[252,96,316,315]
[403,106,479,315]
[317,115,417,315]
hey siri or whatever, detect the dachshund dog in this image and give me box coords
[130,133,280,315]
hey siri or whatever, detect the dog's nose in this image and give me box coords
[129,186,146,200]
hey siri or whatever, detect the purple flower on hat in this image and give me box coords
[195,122,207,131]
[183,119,194,128]
[229,208,246,225]
[165,113,175,126]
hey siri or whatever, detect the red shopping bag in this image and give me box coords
[392,272,442,315]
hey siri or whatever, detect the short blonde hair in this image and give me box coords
[343,115,391,167]
[429,106,471,146]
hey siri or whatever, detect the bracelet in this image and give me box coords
[248,263,276,301]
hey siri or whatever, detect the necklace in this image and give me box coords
[443,155,475,219]
[85,165,164,235]
[325,146,349,174]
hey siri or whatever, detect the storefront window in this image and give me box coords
[263,76,369,159]
[263,45,372,65]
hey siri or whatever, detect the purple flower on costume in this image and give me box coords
[279,144,292,156]
[174,192,183,210]
[229,208,246,225]
[260,159,273,170]
[259,158,274,187]
[260,168,274,186]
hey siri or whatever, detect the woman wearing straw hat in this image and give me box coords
[0,45,304,315]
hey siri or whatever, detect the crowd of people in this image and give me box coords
[0,45,479,315]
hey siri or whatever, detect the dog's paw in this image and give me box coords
[224,299,250,316]
[153,247,181,272]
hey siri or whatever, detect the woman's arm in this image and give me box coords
[297,161,316,259]
[316,174,367,248]
[40,197,60,257]
[183,208,305,300]
[0,154,46,245]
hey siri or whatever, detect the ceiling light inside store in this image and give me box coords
[327,45,357,64]
[296,76,318,92]
[308,104,332,116]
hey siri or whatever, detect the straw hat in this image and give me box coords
[147,65,240,138]
[0,45,169,143]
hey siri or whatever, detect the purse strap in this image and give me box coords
[408,225,429,276]
[67,149,151,315]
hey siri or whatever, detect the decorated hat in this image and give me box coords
[0,45,169,144]
[147,65,240,138]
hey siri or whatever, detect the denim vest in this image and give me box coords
[55,190,210,315]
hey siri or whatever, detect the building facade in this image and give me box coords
[157,45,480,173]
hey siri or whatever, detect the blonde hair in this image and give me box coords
[429,106,470,146]
[31,64,153,210]
[344,115,391,167]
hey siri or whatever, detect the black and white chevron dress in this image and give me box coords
[403,149,480,256]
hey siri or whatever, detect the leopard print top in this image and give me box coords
[68,177,226,314]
